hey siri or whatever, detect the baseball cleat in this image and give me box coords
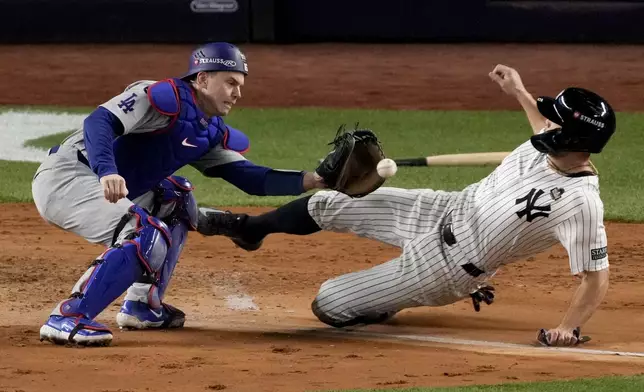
[116,300,185,330]
[197,208,264,251]
[39,315,113,346]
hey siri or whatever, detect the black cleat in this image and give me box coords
[197,208,264,251]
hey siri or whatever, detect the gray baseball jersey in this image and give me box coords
[32,80,245,246]
[309,140,608,323]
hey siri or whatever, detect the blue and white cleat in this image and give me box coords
[116,300,186,330]
[39,315,113,346]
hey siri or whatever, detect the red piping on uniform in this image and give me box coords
[59,299,84,318]
[147,216,172,246]
[147,79,180,134]
[223,127,250,155]
[167,176,194,191]
[124,240,154,274]
[80,265,98,293]
[147,79,180,116]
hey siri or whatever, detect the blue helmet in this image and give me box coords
[180,42,248,80]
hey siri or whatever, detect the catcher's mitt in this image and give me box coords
[316,124,386,198]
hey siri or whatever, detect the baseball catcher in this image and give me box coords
[33,42,327,346]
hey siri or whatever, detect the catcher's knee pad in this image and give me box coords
[52,205,171,320]
[152,175,198,230]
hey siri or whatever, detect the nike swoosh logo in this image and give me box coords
[150,309,163,318]
[182,137,198,148]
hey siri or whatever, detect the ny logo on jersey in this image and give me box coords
[515,188,551,222]
[117,93,137,113]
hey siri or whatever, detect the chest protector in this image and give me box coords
[112,78,249,200]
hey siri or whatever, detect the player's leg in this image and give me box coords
[197,193,320,250]
[32,147,134,245]
[198,187,454,249]
[39,204,172,346]
[116,176,198,330]
[310,231,459,327]
[32,149,185,344]
[307,187,455,247]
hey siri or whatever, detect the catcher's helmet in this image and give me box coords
[180,42,248,80]
[531,87,616,154]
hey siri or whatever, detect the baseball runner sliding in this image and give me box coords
[202,65,615,347]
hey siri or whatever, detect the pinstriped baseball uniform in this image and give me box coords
[308,140,608,323]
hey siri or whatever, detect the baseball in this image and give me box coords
[377,158,398,178]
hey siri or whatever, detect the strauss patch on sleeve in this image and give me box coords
[591,246,608,260]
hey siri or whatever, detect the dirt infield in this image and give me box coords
[1,44,644,392]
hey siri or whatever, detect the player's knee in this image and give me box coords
[310,280,347,328]
[311,297,346,328]
[119,205,172,273]
[153,175,198,229]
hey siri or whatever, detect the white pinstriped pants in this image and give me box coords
[307,187,483,325]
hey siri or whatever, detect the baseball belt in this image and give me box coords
[441,211,486,278]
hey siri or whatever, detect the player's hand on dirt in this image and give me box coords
[488,64,527,97]
[537,326,588,347]
[100,174,129,203]
[469,284,495,312]
[303,171,327,191]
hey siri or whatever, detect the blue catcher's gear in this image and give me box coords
[180,42,248,80]
[116,301,186,330]
[113,78,250,200]
[40,316,113,347]
[39,205,171,346]
[116,176,197,330]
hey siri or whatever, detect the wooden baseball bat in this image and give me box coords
[394,152,510,167]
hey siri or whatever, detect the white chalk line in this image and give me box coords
[0,110,86,162]
[211,320,644,360]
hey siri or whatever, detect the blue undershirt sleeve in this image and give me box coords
[83,106,125,178]
[204,160,306,196]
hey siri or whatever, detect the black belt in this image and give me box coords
[48,145,90,167]
[441,212,456,246]
[441,212,486,278]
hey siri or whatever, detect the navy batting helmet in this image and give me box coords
[180,42,248,80]
[531,87,616,154]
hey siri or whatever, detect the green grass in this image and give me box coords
[4,107,644,221]
[322,375,644,392]
[23,131,74,150]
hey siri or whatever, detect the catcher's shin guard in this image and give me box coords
[148,175,197,305]
[148,219,189,308]
[118,176,196,329]
[41,206,171,345]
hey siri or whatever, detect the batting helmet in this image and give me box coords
[531,87,616,154]
[180,42,248,80]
